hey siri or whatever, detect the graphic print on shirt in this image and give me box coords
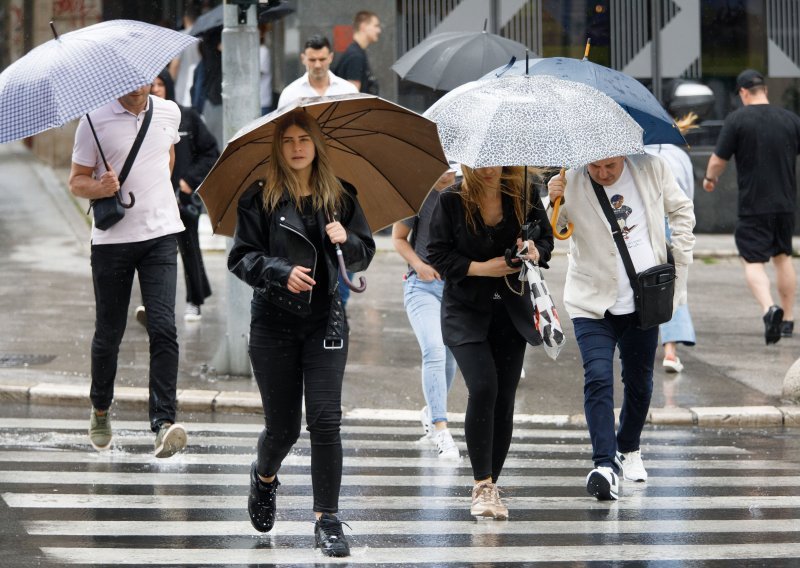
[610,194,637,237]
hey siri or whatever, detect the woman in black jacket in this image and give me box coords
[427,164,553,520]
[151,70,218,321]
[228,110,375,557]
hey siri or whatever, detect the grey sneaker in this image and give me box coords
[470,480,496,518]
[184,303,201,322]
[154,422,187,458]
[89,408,112,450]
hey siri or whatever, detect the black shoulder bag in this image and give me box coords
[590,177,676,330]
[87,99,154,230]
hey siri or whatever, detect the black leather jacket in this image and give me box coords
[228,179,376,344]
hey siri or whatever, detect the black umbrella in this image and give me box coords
[392,21,533,92]
[190,2,293,37]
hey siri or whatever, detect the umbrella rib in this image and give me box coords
[213,155,271,233]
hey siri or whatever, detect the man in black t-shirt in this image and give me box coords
[704,69,800,344]
[333,10,381,95]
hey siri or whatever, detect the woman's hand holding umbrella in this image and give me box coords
[549,168,574,240]
[327,217,367,292]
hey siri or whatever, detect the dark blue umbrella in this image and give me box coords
[483,57,686,146]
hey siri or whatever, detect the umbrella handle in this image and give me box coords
[551,196,574,240]
[116,191,136,209]
[335,245,366,293]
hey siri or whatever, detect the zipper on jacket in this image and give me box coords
[279,220,317,305]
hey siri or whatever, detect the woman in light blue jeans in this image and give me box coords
[392,169,460,459]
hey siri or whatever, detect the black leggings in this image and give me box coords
[249,303,347,513]
[449,301,527,483]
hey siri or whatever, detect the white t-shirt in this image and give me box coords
[259,44,273,109]
[602,163,658,315]
[173,34,201,107]
[276,71,358,109]
[72,96,184,245]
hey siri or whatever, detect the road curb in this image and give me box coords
[2,382,798,427]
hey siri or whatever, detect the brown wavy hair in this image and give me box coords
[262,110,344,217]
[460,165,545,232]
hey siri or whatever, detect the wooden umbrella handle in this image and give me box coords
[550,168,574,240]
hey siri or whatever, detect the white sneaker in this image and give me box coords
[662,357,683,373]
[615,450,648,482]
[419,406,433,439]
[432,428,460,460]
[135,305,147,328]
[184,303,202,322]
[586,466,619,501]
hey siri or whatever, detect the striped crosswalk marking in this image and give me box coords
[1,415,799,566]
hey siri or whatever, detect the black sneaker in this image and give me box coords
[782,321,794,338]
[764,305,784,344]
[248,462,279,533]
[314,513,350,557]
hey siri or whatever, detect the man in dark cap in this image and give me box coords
[704,69,800,344]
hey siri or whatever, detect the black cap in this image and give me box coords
[736,69,765,90]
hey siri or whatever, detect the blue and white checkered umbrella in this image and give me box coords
[0,20,198,144]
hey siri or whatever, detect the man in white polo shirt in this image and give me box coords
[276,34,358,109]
[69,85,188,459]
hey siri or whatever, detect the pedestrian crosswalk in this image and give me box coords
[1,415,800,565]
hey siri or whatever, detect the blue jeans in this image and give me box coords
[572,313,658,470]
[90,235,179,432]
[403,275,457,424]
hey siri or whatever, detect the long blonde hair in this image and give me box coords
[460,165,545,232]
[263,110,345,217]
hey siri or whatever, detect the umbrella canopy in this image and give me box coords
[191,2,294,36]
[392,30,532,92]
[484,57,686,146]
[197,93,449,237]
[424,75,645,169]
[0,20,197,144]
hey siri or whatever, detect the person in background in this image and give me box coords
[151,69,218,321]
[704,69,800,344]
[333,10,381,95]
[392,167,460,460]
[69,85,188,458]
[277,34,357,109]
[548,155,694,501]
[645,113,699,373]
[259,22,274,115]
[199,27,224,150]
[228,110,375,557]
[170,5,202,108]
[428,165,554,519]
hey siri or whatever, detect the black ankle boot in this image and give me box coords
[314,513,350,557]
[248,461,279,532]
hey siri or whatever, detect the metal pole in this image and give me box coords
[650,0,662,104]
[491,0,500,34]
[213,0,260,377]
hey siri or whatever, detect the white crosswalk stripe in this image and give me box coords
[1,415,799,566]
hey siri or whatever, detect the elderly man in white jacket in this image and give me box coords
[548,154,695,501]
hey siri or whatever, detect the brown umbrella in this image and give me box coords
[197,93,449,238]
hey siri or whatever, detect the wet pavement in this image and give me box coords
[1,401,800,566]
[1,140,799,420]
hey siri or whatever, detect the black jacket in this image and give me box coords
[172,105,219,192]
[427,184,554,347]
[228,179,375,343]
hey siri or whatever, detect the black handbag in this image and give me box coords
[591,178,676,330]
[88,99,154,230]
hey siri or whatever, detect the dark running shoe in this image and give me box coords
[314,513,350,557]
[248,462,279,533]
[764,305,784,344]
[781,320,794,338]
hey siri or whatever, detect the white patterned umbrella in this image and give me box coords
[423,75,645,169]
[0,20,198,143]
[519,259,565,360]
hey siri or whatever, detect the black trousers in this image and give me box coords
[90,235,179,432]
[450,300,527,483]
[176,209,211,306]
[249,301,347,513]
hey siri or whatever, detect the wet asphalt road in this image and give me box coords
[1,401,800,567]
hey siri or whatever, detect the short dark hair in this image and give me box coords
[304,34,331,51]
[353,10,378,30]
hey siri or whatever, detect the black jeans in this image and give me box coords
[450,301,527,483]
[176,208,211,306]
[90,235,179,432]
[249,300,348,513]
[572,313,658,470]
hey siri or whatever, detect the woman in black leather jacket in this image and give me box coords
[228,110,375,557]
[427,164,553,521]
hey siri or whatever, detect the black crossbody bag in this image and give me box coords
[590,178,676,330]
[87,100,154,230]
